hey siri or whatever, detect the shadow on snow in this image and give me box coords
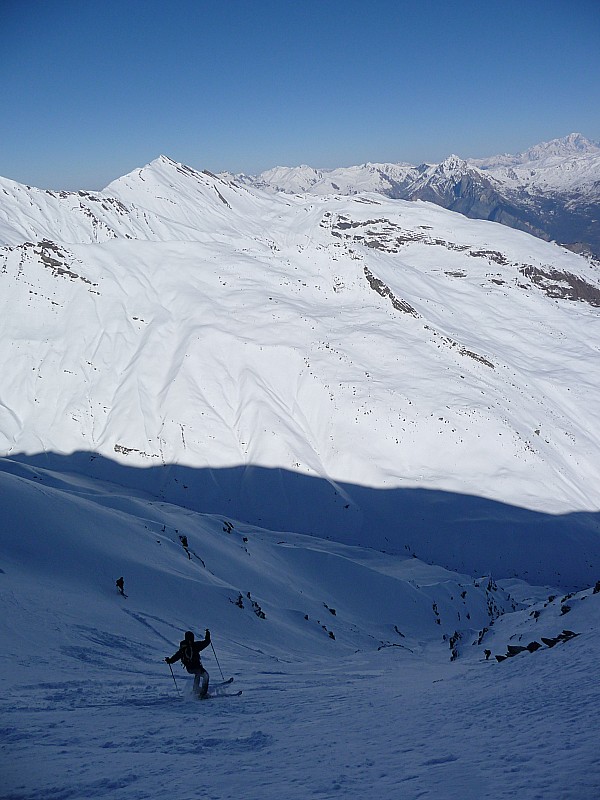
[3,450,600,590]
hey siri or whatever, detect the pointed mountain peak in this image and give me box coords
[134,154,181,174]
[559,132,598,151]
[107,155,218,192]
[438,154,470,172]
[150,154,201,175]
[420,155,478,181]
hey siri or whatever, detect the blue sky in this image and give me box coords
[1,0,599,189]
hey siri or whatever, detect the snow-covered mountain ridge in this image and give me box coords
[226,134,600,257]
[1,153,600,585]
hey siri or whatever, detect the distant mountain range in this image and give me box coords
[223,134,600,258]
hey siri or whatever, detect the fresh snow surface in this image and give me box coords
[1,155,600,799]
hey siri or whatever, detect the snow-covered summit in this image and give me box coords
[469,133,600,194]
[407,155,496,195]
[0,154,280,247]
[472,133,600,168]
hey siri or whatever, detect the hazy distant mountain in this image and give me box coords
[225,135,600,257]
[470,132,600,181]
[222,161,419,197]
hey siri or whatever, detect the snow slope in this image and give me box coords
[1,456,599,800]
[1,156,600,799]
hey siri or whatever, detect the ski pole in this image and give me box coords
[167,661,180,696]
[211,641,225,680]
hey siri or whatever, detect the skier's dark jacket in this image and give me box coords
[166,631,210,673]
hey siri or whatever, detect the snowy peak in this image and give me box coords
[469,133,600,191]
[436,154,470,173]
[104,153,241,207]
[106,153,216,188]
[463,135,600,254]
[254,164,326,194]
[409,155,493,194]
[0,156,271,247]
[477,133,600,168]
[522,132,600,160]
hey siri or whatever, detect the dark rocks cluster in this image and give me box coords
[494,629,578,662]
[231,591,266,619]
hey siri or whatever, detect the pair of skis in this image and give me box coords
[201,676,242,699]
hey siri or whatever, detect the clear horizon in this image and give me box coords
[1,0,599,190]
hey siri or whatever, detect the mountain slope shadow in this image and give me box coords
[5,451,600,590]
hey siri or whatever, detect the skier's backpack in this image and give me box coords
[181,643,195,668]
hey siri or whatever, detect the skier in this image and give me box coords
[165,629,211,698]
[116,576,125,596]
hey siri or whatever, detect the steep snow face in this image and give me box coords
[0,458,519,663]
[1,156,600,584]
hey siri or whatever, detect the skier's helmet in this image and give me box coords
[184,630,194,642]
